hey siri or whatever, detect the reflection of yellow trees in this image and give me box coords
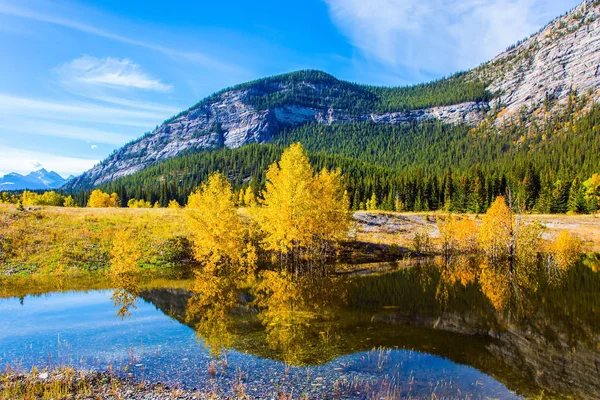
[253,271,347,364]
[434,255,478,308]
[108,229,141,318]
[186,274,237,357]
[437,256,477,287]
[478,258,539,312]
[478,262,511,311]
[254,143,350,275]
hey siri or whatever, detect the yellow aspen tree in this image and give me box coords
[255,143,350,274]
[88,189,119,207]
[109,193,120,207]
[167,199,181,209]
[186,172,255,273]
[477,196,514,260]
[243,186,256,207]
[257,143,317,258]
[550,231,582,271]
[366,193,378,211]
[63,195,77,207]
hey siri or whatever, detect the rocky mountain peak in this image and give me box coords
[65,1,600,190]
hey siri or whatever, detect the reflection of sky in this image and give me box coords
[0,291,519,399]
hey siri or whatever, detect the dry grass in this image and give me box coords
[354,211,600,253]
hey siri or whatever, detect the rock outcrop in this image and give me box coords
[472,0,600,119]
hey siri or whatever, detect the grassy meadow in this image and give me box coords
[2,203,598,279]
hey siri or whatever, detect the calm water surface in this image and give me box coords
[1,257,599,399]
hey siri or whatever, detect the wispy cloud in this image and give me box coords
[28,160,42,169]
[0,145,98,177]
[324,0,580,77]
[0,1,244,74]
[90,145,98,149]
[0,94,167,127]
[57,55,172,92]
[0,117,133,145]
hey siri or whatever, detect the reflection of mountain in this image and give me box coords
[139,259,600,399]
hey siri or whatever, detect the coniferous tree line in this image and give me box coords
[161,70,492,126]
[87,98,600,214]
[5,94,598,214]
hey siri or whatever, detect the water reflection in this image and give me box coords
[96,255,600,398]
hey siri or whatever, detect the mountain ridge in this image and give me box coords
[0,169,67,191]
[66,0,600,190]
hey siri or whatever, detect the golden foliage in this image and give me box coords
[167,199,181,209]
[87,190,119,208]
[108,229,141,318]
[255,143,350,273]
[242,187,255,207]
[186,172,256,273]
[514,220,544,267]
[551,231,582,271]
[478,196,514,260]
[127,199,152,208]
[437,213,477,254]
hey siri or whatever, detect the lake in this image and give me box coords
[1,257,599,399]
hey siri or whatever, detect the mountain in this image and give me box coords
[0,169,67,191]
[66,0,600,190]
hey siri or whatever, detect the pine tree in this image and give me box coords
[567,177,585,214]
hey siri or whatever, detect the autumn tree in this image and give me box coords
[186,172,256,272]
[366,193,378,211]
[63,195,77,207]
[550,231,582,271]
[478,195,543,270]
[477,196,514,261]
[128,199,152,208]
[437,213,477,255]
[185,172,257,355]
[88,189,119,208]
[167,199,181,209]
[583,173,600,213]
[254,143,350,275]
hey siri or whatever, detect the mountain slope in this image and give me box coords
[0,169,67,190]
[470,0,600,119]
[66,73,490,188]
[67,0,600,190]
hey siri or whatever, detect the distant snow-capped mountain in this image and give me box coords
[0,169,67,190]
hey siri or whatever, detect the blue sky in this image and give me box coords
[0,0,581,177]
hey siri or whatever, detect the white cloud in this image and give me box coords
[90,144,98,149]
[0,146,98,177]
[324,0,580,77]
[57,55,172,92]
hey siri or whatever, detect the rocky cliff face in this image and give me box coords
[67,86,488,188]
[472,0,600,119]
[67,0,600,189]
